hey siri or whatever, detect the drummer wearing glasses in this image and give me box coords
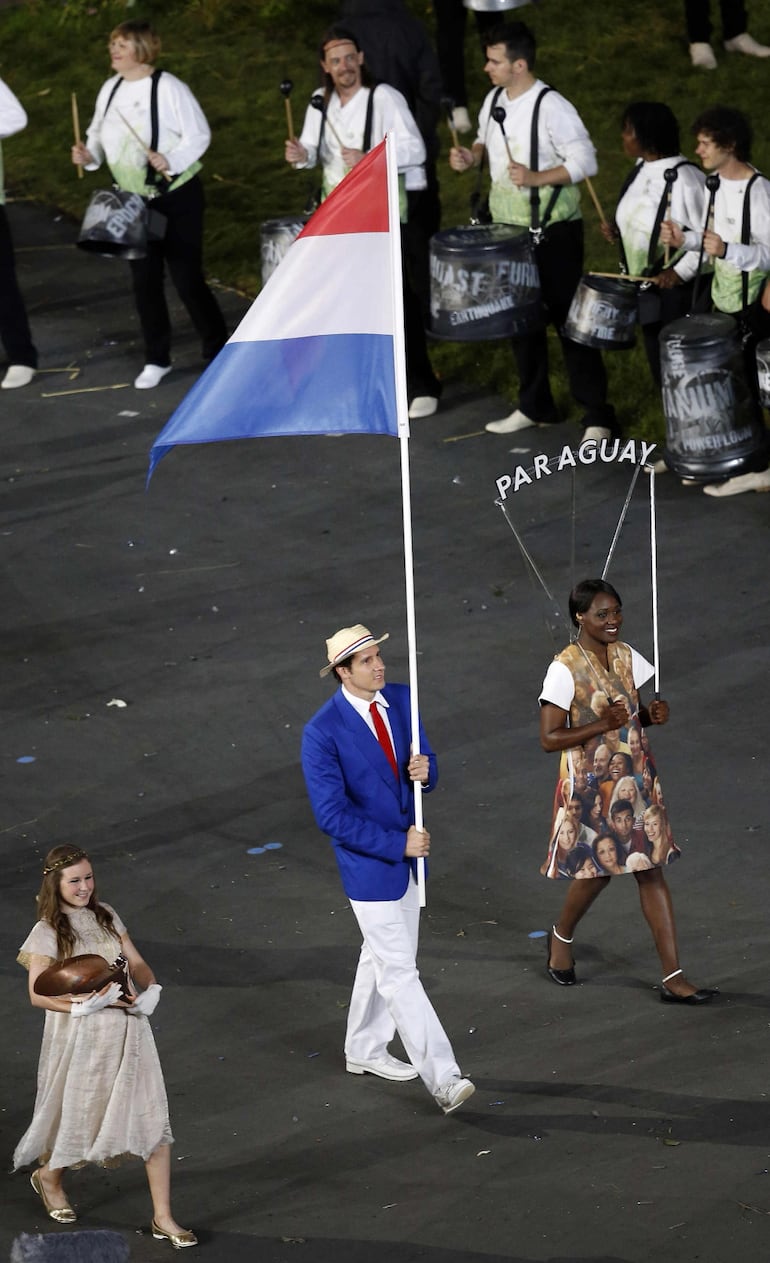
[449,21,619,443]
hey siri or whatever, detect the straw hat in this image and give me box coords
[320,624,388,677]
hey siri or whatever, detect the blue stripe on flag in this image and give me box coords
[148,333,398,477]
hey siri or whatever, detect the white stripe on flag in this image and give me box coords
[230,233,394,344]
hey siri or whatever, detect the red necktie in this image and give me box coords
[369,702,399,779]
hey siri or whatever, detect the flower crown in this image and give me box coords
[42,850,87,876]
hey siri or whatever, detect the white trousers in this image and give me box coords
[346,876,461,1095]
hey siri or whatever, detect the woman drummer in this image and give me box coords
[539,578,716,1005]
[71,19,226,390]
[601,101,706,385]
[13,845,196,1248]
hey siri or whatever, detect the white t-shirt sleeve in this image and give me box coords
[539,660,575,709]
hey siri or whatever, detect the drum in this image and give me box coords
[260,215,307,285]
[463,0,531,10]
[756,337,770,407]
[77,189,147,259]
[429,224,542,341]
[660,313,767,481]
[563,276,637,350]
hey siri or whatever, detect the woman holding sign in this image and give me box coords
[538,578,715,1005]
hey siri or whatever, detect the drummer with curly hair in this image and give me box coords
[13,845,196,1249]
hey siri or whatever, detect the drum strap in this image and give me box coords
[740,172,762,312]
[615,160,696,277]
[103,70,166,188]
[362,85,377,154]
[529,87,561,242]
[470,86,504,223]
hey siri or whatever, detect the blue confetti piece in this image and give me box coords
[264,842,283,851]
[528,929,548,939]
[247,846,266,855]
[17,756,36,764]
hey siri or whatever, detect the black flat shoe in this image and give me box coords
[546,929,577,986]
[660,985,719,1005]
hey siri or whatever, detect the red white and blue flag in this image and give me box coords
[148,135,406,478]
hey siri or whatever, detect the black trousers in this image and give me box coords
[432,0,500,107]
[511,219,618,432]
[684,0,747,42]
[128,175,227,366]
[0,205,37,368]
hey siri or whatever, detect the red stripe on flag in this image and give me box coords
[299,138,389,237]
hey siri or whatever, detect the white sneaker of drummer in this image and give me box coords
[724,32,770,58]
[703,468,770,497]
[485,408,545,434]
[134,364,172,390]
[1,365,35,389]
[689,42,717,69]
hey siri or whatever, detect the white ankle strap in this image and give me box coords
[552,925,573,944]
[662,968,683,984]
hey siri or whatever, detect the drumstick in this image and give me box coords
[662,167,678,267]
[71,91,84,180]
[280,79,295,142]
[491,105,514,164]
[309,94,346,150]
[441,95,460,150]
[584,176,608,227]
[116,109,172,182]
[589,271,650,284]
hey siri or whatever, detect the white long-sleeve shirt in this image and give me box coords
[294,82,426,197]
[616,156,705,283]
[84,71,211,195]
[680,171,770,311]
[0,76,27,205]
[476,78,596,228]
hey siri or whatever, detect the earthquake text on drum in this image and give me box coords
[495,438,656,500]
[430,256,538,307]
[448,295,516,325]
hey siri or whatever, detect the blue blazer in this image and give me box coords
[301,682,438,901]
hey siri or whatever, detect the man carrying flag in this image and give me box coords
[286,24,442,420]
[302,624,475,1115]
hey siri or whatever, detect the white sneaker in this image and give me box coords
[703,469,770,496]
[724,32,770,57]
[346,1053,419,1082]
[451,106,472,134]
[434,1077,475,1115]
[1,365,35,389]
[134,363,172,389]
[408,395,439,419]
[582,425,612,443]
[485,409,542,435]
[690,41,717,68]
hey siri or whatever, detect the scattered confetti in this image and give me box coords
[16,756,36,764]
[106,698,128,708]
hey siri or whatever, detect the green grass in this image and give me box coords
[3,0,770,441]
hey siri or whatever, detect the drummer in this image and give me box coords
[602,102,706,387]
[661,105,770,496]
[448,20,619,442]
[71,20,227,390]
[285,24,441,420]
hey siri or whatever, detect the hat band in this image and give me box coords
[331,633,375,665]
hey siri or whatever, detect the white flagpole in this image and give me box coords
[650,468,661,698]
[384,131,427,906]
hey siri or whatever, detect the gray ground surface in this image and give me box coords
[1,201,769,1263]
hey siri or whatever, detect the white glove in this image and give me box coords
[127,983,162,1016]
[70,981,123,1016]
